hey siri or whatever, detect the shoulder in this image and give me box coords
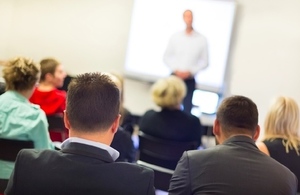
[178,111,200,123]
[115,162,154,176]
[27,103,47,120]
[17,149,59,163]
[170,31,185,40]
[141,110,157,118]
[54,89,66,97]
[193,31,207,39]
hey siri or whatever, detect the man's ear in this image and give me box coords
[111,114,121,134]
[253,125,260,141]
[63,110,71,130]
[213,119,220,136]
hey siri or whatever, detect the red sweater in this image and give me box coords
[30,88,66,116]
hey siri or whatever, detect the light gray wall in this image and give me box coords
[1,0,300,137]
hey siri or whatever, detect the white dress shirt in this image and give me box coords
[61,137,120,161]
[163,30,208,76]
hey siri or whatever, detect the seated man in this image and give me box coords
[5,73,155,195]
[168,95,297,195]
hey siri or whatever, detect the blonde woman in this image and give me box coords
[257,96,300,192]
[0,57,53,185]
[139,75,203,147]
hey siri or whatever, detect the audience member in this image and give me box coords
[257,96,300,192]
[29,58,66,116]
[139,75,203,147]
[29,58,67,141]
[0,57,53,185]
[110,72,135,135]
[169,95,297,195]
[5,72,155,195]
[107,73,136,162]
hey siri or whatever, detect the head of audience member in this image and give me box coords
[39,58,66,88]
[183,10,193,29]
[64,72,121,145]
[151,75,186,110]
[213,95,260,144]
[107,72,128,123]
[2,57,40,99]
[105,72,123,101]
[264,96,300,153]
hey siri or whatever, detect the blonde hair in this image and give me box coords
[264,96,300,155]
[3,57,40,91]
[151,76,186,109]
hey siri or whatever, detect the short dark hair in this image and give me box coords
[40,58,60,81]
[66,72,120,132]
[216,95,258,135]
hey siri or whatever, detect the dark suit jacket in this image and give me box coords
[169,136,298,195]
[5,142,155,195]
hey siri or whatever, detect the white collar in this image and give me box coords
[61,137,120,161]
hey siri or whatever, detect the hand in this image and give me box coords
[174,70,191,79]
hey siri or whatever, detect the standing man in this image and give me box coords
[5,72,155,195]
[164,10,208,113]
[168,95,298,195]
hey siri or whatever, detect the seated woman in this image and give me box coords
[29,58,67,141]
[257,96,300,192]
[0,57,53,184]
[139,75,203,147]
[30,58,66,115]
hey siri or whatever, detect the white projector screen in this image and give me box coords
[125,0,236,93]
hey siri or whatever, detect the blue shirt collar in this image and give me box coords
[61,137,120,161]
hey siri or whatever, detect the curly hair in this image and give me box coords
[3,57,40,91]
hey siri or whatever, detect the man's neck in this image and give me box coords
[185,27,193,34]
[218,134,253,144]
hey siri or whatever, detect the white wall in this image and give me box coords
[1,0,300,136]
[0,0,133,74]
[229,0,300,137]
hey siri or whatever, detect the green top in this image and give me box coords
[0,91,54,179]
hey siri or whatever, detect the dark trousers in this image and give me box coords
[183,77,195,114]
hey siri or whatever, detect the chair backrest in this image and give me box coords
[138,131,198,170]
[47,115,68,142]
[0,138,34,162]
[47,115,65,131]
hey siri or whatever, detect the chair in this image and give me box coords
[0,138,34,193]
[138,132,198,191]
[47,115,68,142]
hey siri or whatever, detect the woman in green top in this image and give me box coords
[0,57,54,181]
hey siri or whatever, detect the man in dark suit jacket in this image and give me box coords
[169,95,298,195]
[5,72,155,195]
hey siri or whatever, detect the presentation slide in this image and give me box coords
[125,0,236,93]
